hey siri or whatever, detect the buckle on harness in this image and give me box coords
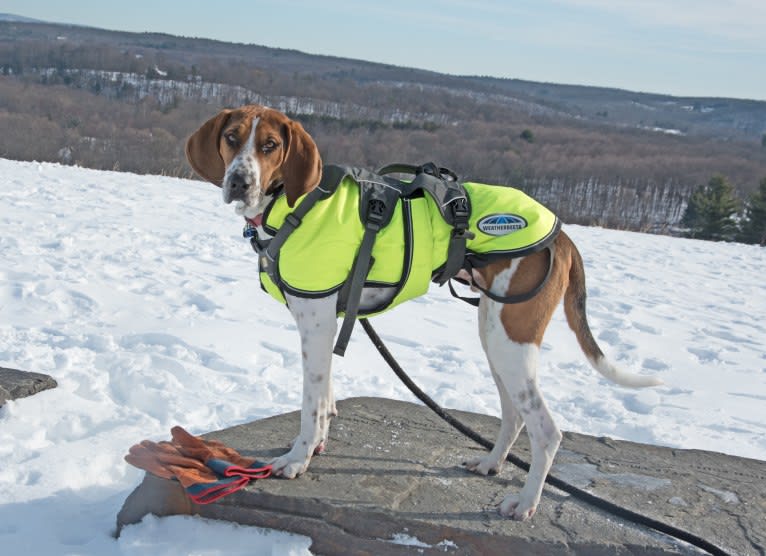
[451,197,469,220]
[365,198,386,231]
[284,213,302,230]
[449,197,474,240]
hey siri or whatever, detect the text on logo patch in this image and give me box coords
[477,214,528,236]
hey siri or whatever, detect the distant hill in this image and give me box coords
[1,19,765,232]
[0,13,44,23]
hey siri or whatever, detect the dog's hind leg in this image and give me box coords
[475,250,567,520]
[487,337,561,521]
[271,293,338,477]
[464,298,525,476]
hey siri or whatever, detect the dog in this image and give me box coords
[185,104,662,520]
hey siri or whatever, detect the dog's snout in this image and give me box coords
[224,172,252,203]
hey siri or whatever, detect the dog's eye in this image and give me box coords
[224,133,239,148]
[261,139,278,153]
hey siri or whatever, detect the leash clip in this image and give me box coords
[243,221,258,239]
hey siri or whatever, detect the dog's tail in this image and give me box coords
[562,237,663,388]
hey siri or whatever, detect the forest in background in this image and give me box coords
[1,20,765,233]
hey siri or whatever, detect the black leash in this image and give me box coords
[359,318,733,556]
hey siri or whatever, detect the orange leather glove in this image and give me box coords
[125,440,218,485]
[125,429,271,504]
[125,441,177,481]
[170,426,272,479]
[126,439,252,504]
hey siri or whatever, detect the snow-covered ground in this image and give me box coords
[1,158,764,554]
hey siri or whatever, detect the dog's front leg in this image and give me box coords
[271,293,338,478]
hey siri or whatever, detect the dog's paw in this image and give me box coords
[499,493,538,521]
[463,455,503,476]
[270,447,312,479]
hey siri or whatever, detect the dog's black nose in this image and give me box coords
[225,172,251,203]
[230,172,250,192]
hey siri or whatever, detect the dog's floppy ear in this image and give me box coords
[185,109,232,187]
[282,119,322,207]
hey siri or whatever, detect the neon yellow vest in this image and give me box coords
[259,177,559,316]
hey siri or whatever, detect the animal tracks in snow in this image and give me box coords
[622,390,662,415]
[641,358,669,371]
[687,347,720,363]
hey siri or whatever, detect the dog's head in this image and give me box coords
[185,105,322,217]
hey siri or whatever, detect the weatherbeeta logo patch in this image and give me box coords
[477,214,528,236]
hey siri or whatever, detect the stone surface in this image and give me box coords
[117,397,766,555]
[0,367,57,407]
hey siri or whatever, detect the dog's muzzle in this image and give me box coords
[223,172,251,204]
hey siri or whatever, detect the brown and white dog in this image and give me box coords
[185,104,662,520]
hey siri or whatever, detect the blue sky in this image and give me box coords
[4,0,765,100]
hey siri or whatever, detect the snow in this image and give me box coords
[1,158,764,554]
[386,532,458,550]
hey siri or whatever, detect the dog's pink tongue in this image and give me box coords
[247,213,263,227]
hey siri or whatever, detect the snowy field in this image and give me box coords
[1,158,764,555]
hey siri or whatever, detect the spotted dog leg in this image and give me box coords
[489,342,561,520]
[271,293,338,477]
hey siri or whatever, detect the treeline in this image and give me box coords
[1,27,766,235]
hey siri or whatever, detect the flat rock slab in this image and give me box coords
[117,397,765,555]
[0,366,57,407]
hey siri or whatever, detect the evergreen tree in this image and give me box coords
[681,174,741,241]
[738,177,766,246]
[520,129,535,143]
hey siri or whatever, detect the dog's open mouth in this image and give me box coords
[234,200,264,229]
[246,213,264,227]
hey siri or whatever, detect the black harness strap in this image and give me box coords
[333,215,380,356]
[447,244,556,307]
